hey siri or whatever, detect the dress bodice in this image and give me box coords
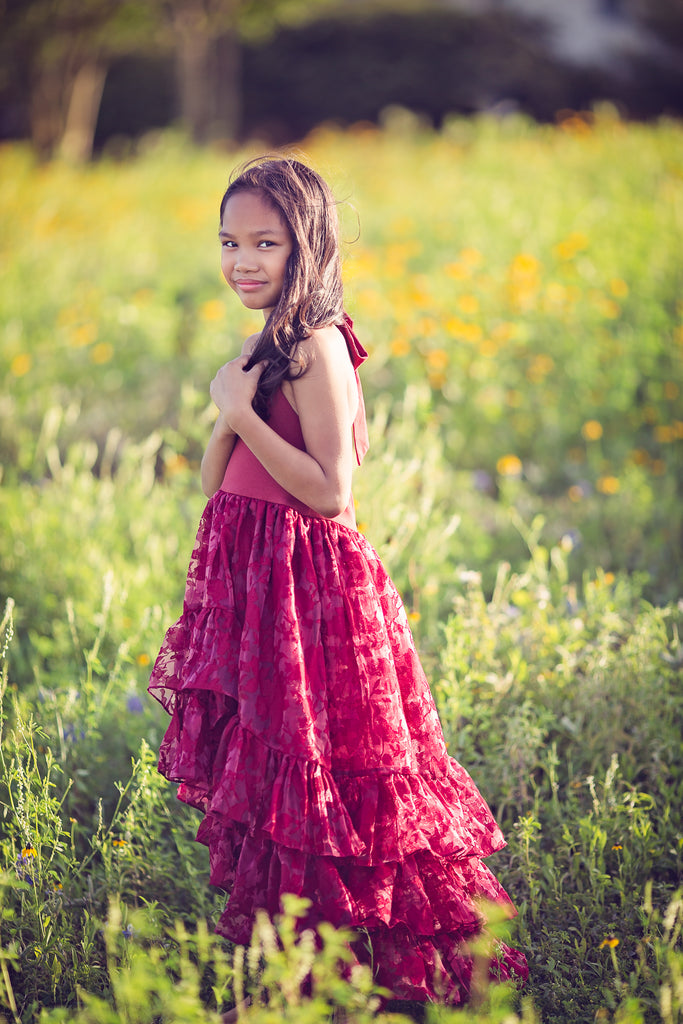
[220,318,368,530]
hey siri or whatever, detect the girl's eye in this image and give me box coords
[258,240,275,248]
[222,240,237,248]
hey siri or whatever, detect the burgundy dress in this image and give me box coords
[149,317,528,1003]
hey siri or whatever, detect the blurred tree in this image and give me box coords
[0,0,340,161]
[0,0,152,161]
[158,0,340,144]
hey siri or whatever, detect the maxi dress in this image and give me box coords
[148,317,528,1004]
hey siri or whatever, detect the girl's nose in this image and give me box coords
[235,252,258,272]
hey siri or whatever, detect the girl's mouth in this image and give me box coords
[235,280,266,291]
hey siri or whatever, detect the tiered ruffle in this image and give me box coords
[149,491,528,1003]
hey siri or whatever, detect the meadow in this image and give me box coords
[0,110,682,1023]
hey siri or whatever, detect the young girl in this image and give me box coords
[149,156,528,1008]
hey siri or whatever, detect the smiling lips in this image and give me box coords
[234,279,266,290]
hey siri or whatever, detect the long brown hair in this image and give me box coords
[220,156,345,419]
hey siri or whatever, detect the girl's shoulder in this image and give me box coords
[241,332,262,357]
[298,324,351,369]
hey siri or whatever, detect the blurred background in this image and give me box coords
[1,0,683,162]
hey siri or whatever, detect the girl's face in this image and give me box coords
[219,190,293,319]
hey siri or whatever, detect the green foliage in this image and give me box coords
[1,121,682,1022]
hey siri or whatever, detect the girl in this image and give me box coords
[149,156,528,1008]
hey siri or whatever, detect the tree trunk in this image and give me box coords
[173,0,241,144]
[212,26,242,141]
[59,60,108,163]
[29,66,67,160]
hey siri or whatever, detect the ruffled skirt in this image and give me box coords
[149,491,528,1002]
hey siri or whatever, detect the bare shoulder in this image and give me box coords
[298,325,352,374]
[240,332,262,357]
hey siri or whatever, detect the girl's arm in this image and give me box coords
[210,326,357,517]
[200,415,237,498]
[200,333,260,498]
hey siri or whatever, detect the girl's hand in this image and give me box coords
[209,356,264,432]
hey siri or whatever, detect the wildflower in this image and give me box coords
[612,845,623,851]
[408,611,421,624]
[596,475,620,495]
[91,342,114,365]
[510,253,540,277]
[496,454,523,478]
[122,924,135,939]
[526,354,555,382]
[445,262,469,281]
[491,321,516,343]
[126,694,144,714]
[425,348,449,370]
[630,448,651,466]
[655,425,676,443]
[390,337,410,357]
[472,469,494,493]
[609,278,629,299]
[581,420,603,441]
[560,531,581,553]
[69,322,97,348]
[553,231,589,261]
[10,354,32,377]
[459,570,482,585]
[136,653,151,667]
[113,839,128,848]
[16,850,36,885]
[599,937,619,949]
[200,299,225,322]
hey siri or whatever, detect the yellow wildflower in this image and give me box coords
[496,454,523,477]
[91,343,114,365]
[10,354,32,377]
[70,322,98,348]
[596,475,620,495]
[444,262,470,281]
[599,937,619,949]
[526,354,555,382]
[425,349,449,370]
[200,299,225,322]
[609,278,629,298]
[553,231,589,261]
[390,337,411,358]
[582,420,603,441]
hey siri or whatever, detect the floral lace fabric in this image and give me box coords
[149,493,528,1002]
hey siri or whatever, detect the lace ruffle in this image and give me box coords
[149,491,528,1001]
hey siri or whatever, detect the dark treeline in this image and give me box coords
[1,3,683,161]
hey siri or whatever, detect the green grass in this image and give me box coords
[1,114,682,1022]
